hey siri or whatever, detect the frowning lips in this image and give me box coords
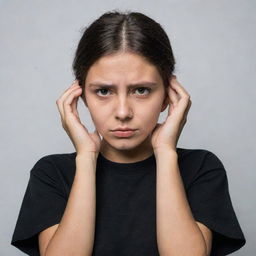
[111,127,137,131]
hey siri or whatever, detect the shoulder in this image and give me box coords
[178,148,247,255]
[176,147,226,188]
[177,147,224,168]
[30,151,77,181]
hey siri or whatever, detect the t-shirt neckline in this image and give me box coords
[98,151,156,170]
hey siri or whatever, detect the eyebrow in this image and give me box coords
[88,81,158,88]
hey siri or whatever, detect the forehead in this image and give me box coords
[85,52,161,84]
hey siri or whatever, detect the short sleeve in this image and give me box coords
[186,151,246,256]
[11,156,68,256]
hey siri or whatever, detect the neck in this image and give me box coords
[99,135,154,163]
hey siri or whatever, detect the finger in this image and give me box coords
[63,87,82,118]
[71,94,79,118]
[180,99,192,128]
[183,99,192,121]
[166,80,179,116]
[169,76,181,102]
[171,77,190,98]
[60,80,80,102]
[176,100,191,142]
[170,78,191,113]
[63,79,78,94]
[57,86,80,121]
[168,86,179,107]
[57,82,81,118]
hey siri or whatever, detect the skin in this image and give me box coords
[82,51,174,163]
[55,52,213,256]
[57,51,191,162]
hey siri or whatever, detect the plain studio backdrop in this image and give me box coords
[1,0,255,255]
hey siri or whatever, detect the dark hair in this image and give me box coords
[72,10,176,99]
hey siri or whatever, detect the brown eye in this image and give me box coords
[134,87,152,95]
[94,87,152,97]
[95,88,110,96]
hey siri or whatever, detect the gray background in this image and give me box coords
[1,0,255,255]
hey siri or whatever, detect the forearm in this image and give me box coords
[45,153,97,256]
[155,150,207,256]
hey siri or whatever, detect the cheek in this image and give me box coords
[86,102,110,133]
[137,100,162,132]
[89,108,105,126]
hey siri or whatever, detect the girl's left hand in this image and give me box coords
[151,75,192,153]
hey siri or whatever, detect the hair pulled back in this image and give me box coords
[72,10,176,99]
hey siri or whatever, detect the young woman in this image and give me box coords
[11,10,246,256]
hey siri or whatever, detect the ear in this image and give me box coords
[78,80,88,108]
[81,94,88,108]
[80,86,88,108]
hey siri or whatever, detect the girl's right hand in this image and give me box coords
[56,80,102,156]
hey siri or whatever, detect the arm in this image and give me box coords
[155,150,207,256]
[44,153,97,256]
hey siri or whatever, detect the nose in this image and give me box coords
[115,95,133,121]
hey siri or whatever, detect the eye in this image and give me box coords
[94,87,152,97]
[94,88,111,96]
[134,87,152,96]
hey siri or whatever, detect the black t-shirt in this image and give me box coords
[11,148,246,255]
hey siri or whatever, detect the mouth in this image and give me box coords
[111,129,137,137]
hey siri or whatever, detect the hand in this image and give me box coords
[56,80,102,156]
[150,75,192,152]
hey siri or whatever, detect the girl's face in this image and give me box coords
[83,52,169,157]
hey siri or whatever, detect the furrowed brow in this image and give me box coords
[89,82,158,89]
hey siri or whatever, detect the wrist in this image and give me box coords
[154,147,178,159]
[76,152,98,164]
